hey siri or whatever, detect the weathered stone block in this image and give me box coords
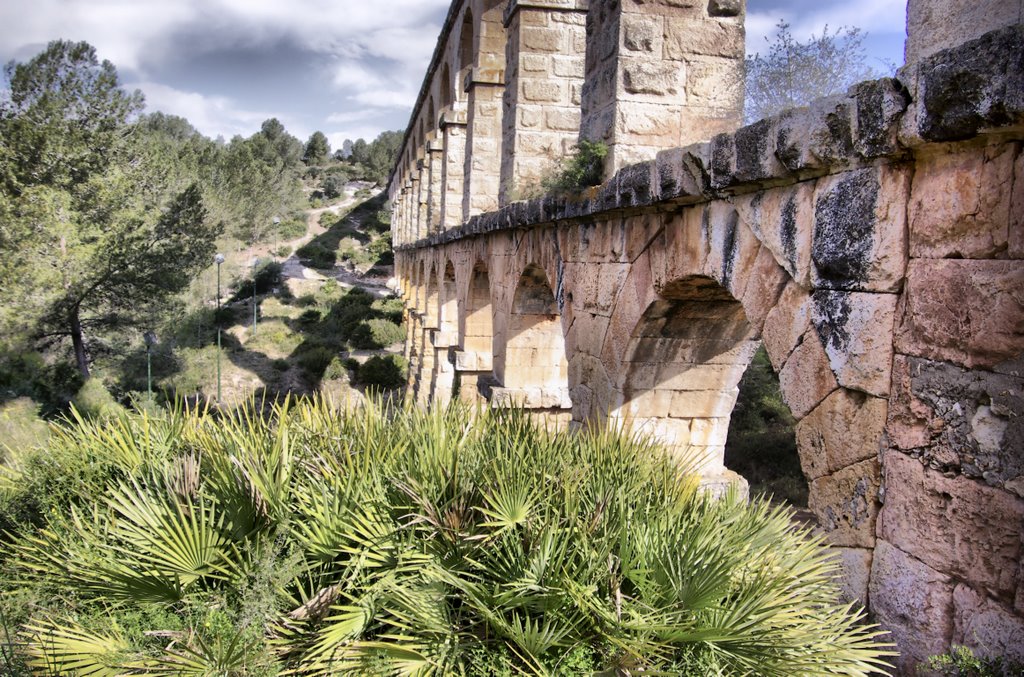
[522,79,563,103]
[762,281,812,373]
[905,24,1024,143]
[778,326,839,419]
[738,244,788,333]
[1012,146,1024,258]
[621,14,662,54]
[521,26,563,53]
[850,77,909,159]
[797,388,887,480]
[833,546,873,606]
[622,60,683,97]
[884,355,1024,485]
[878,450,1024,597]
[905,0,1021,63]
[707,0,742,17]
[811,166,908,293]
[909,143,1015,258]
[895,259,1024,370]
[663,15,743,59]
[870,539,954,674]
[774,96,854,173]
[811,290,897,397]
[808,457,880,548]
[735,182,814,287]
[953,584,1024,663]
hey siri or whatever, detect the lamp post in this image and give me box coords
[215,253,225,403]
[143,331,158,397]
[251,257,260,336]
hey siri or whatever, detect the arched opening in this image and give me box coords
[457,261,495,402]
[424,263,440,330]
[439,63,453,111]
[458,8,475,78]
[429,261,459,403]
[723,346,805,507]
[499,264,570,410]
[614,276,759,489]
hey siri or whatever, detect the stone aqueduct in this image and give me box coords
[384,0,1024,669]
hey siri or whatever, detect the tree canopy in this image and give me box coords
[303,130,330,165]
[744,21,883,123]
[0,41,221,377]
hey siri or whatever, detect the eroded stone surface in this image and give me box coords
[811,290,897,397]
[886,355,1024,486]
[797,388,887,480]
[870,540,954,673]
[808,457,880,548]
[878,450,1024,597]
[909,143,1016,258]
[953,584,1024,663]
[896,259,1024,370]
[778,326,839,420]
[833,546,873,606]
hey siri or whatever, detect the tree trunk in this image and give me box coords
[69,307,90,378]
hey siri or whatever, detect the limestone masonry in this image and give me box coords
[386,0,1024,671]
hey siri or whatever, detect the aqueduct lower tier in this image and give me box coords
[387,0,1024,671]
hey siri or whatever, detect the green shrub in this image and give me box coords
[297,308,323,328]
[296,242,335,269]
[294,345,335,378]
[355,355,407,390]
[350,319,405,350]
[229,261,283,302]
[71,378,125,420]
[272,218,306,240]
[0,398,48,457]
[923,646,1024,676]
[542,140,608,194]
[0,399,893,675]
[371,297,405,324]
[322,357,350,381]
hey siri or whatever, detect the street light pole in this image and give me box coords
[215,253,225,403]
[143,331,157,397]
[251,257,260,337]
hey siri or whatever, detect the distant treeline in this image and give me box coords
[0,39,400,413]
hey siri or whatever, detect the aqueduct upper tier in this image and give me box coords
[386,0,1024,671]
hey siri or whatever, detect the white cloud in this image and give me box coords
[131,81,272,140]
[747,0,905,56]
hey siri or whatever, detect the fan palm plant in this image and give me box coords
[0,397,893,675]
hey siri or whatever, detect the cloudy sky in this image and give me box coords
[0,0,906,149]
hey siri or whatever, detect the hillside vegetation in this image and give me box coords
[0,398,892,675]
[0,40,407,442]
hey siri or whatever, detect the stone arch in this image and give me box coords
[424,261,440,329]
[495,263,571,411]
[612,275,759,489]
[462,259,493,363]
[439,62,454,111]
[458,7,475,75]
[439,259,458,342]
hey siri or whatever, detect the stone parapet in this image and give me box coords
[396,25,1022,254]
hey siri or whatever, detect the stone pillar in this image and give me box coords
[500,0,588,205]
[905,0,1022,63]
[580,0,744,175]
[427,138,444,235]
[463,68,505,217]
[440,108,468,230]
[409,175,422,241]
[415,160,428,238]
